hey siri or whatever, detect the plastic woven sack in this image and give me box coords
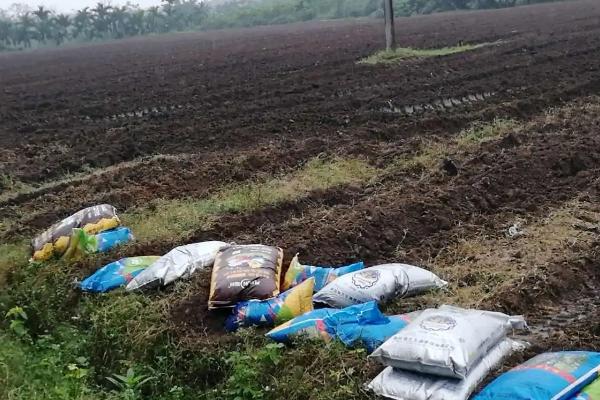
[332,312,419,353]
[225,278,314,331]
[62,227,133,260]
[474,352,600,400]
[369,339,527,400]
[313,263,447,308]
[31,204,120,261]
[266,301,415,353]
[266,308,336,343]
[370,305,527,379]
[81,256,160,293]
[283,254,364,292]
[575,378,600,400]
[208,245,283,309]
[127,241,228,291]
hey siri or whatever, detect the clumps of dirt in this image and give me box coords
[169,268,231,340]
[485,254,600,315]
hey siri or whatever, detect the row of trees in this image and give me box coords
[0,0,558,51]
[0,1,208,49]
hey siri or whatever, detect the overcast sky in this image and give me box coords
[0,0,164,13]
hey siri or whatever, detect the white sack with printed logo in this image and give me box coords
[369,305,527,379]
[126,241,228,291]
[368,338,527,400]
[312,264,447,308]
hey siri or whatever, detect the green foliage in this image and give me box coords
[107,367,156,400]
[221,342,283,400]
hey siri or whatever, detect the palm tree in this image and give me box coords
[33,5,53,43]
[145,6,162,33]
[127,8,147,36]
[73,7,94,40]
[16,13,36,48]
[92,3,113,38]
[0,18,13,48]
[52,13,71,45]
[109,5,129,38]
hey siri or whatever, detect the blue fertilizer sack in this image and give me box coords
[63,227,134,260]
[81,256,160,293]
[266,301,414,353]
[283,254,364,292]
[225,278,314,332]
[332,313,418,353]
[475,351,600,400]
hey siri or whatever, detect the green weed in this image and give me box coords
[457,118,518,147]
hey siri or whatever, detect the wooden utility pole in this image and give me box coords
[384,0,396,50]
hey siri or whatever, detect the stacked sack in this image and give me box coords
[31,204,132,262]
[261,257,448,352]
[368,305,528,400]
[216,249,364,331]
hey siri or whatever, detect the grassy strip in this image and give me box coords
[358,42,492,65]
[125,157,376,242]
[387,118,518,174]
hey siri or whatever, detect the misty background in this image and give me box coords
[1,0,557,52]
[0,0,163,12]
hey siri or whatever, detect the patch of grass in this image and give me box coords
[457,118,518,147]
[386,118,519,177]
[0,241,29,286]
[358,42,491,65]
[125,157,376,242]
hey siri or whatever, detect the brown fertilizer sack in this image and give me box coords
[31,204,120,262]
[208,245,283,309]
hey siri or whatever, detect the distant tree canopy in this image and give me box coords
[0,0,557,51]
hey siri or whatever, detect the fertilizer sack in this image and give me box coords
[127,241,228,291]
[266,301,416,353]
[283,254,364,292]
[208,244,283,309]
[369,338,527,400]
[81,256,160,293]
[62,227,133,260]
[575,378,600,400]
[266,308,336,343]
[225,278,314,331]
[313,263,447,308]
[266,302,386,343]
[474,351,600,400]
[332,311,420,353]
[31,204,120,261]
[370,305,527,379]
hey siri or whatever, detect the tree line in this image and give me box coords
[0,0,557,51]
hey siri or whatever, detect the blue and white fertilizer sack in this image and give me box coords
[370,305,527,379]
[225,278,315,332]
[80,256,160,293]
[283,254,364,292]
[368,338,527,400]
[62,227,134,260]
[266,301,418,353]
[313,263,447,308]
[327,305,420,353]
[127,241,228,290]
[474,351,600,400]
